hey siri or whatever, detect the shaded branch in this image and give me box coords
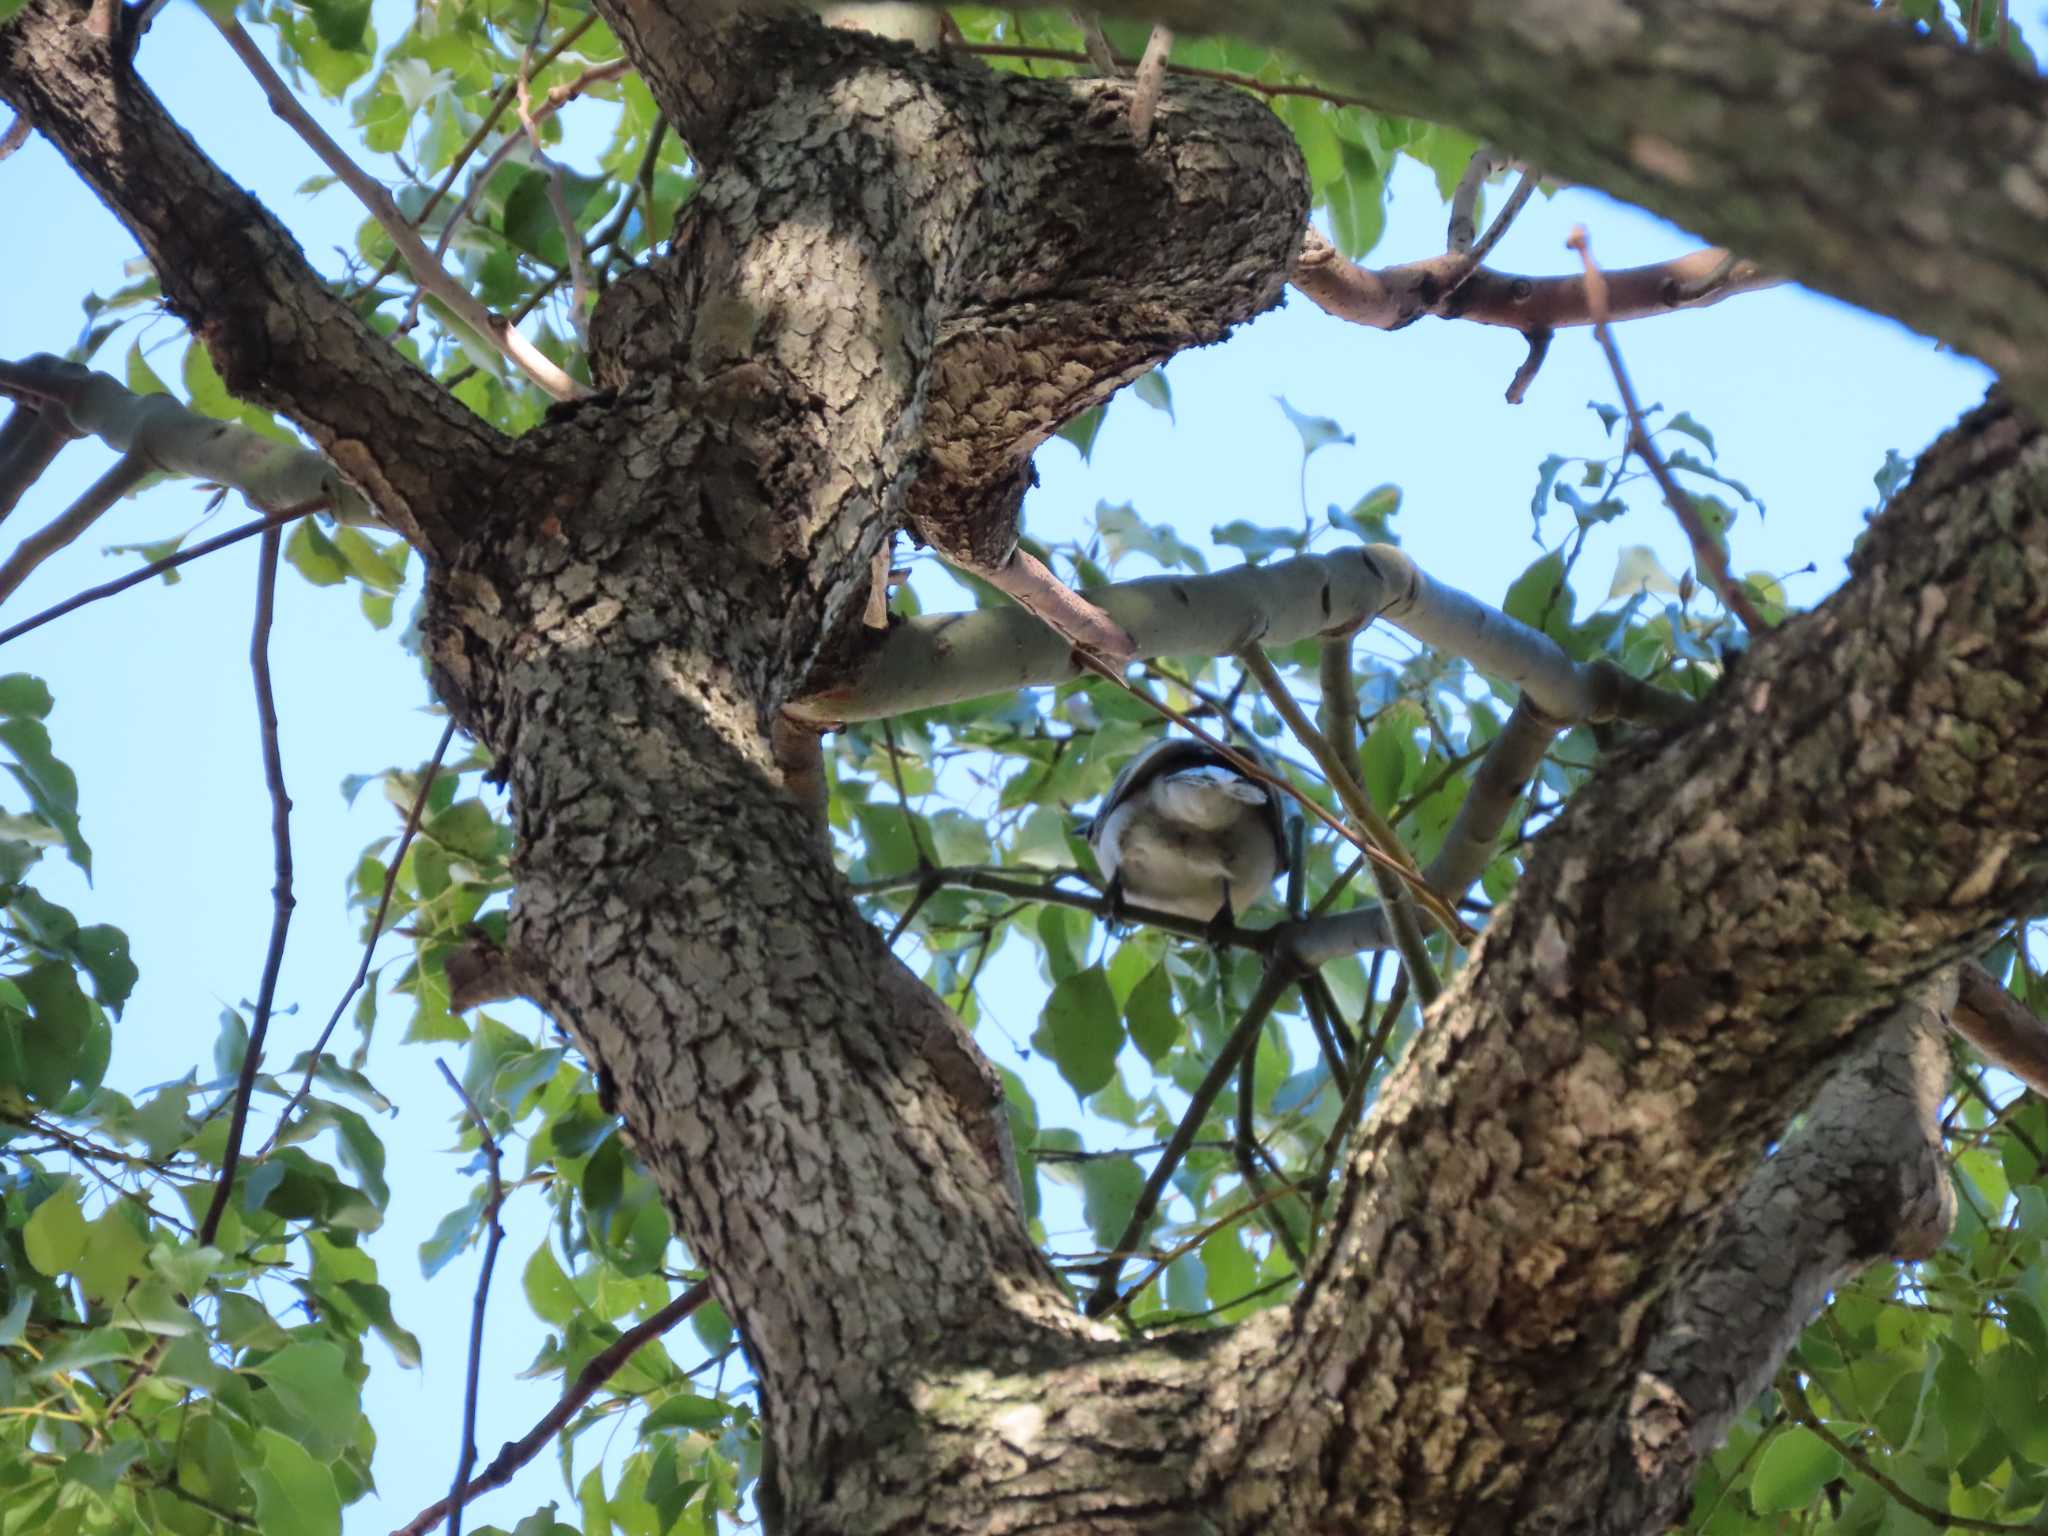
[0,450,152,605]
[0,403,74,523]
[0,356,368,523]
[1955,959,2048,1099]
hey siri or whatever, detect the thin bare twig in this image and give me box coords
[352,13,598,300]
[1083,964,1294,1315]
[1071,13,1118,73]
[264,720,460,1156]
[0,111,29,161]
[0,406,74,522]
[0,504,316,649]
[1237,645,1448,998]
[956,41,1385,114]
[1128,26,1173,141]
[210,16,586,399]
[1446,145,1504,254]
[198,525,296,1244]
[1453,168,1539,279]
[1567,226,1769,634]
[0,450,152,605]
[390,1279,713,1536]
[434,1059,508,1536]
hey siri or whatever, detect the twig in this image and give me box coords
[1071,13,1118,74]
[512,45,596,344]
[351,13,598,300]
[1128,26,1173,141]
[1083,964,1294,1315]
[1446,145,1504,254]
[0,504,315,648]
[0,450,152,605]
[1236,645,1447,999]
[197,526,296,1245]
[0,111,29,161]
[1566,226,1769,633]
[955,42,1385,113]
[1233,1024,1309,1272]
[1505,327,1553,404]
[1109,1174,1318,1317]
[434,1059,508,1536]
[421,56,628,304]
[1453,168,1539,280]
[389,1279,713,1536]
[209,16,586,400]
[263,719,460,1156]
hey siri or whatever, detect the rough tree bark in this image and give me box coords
[6,1,2046,1532]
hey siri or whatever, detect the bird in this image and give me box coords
[1086,738,1290,931]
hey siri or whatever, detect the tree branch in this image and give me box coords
[0,2,504,553]
[1954,959,2048,1099]
[794,546,1696,727]
[389,1279,712,1536]
[1293,229,1778,336]
[208,15,585,402]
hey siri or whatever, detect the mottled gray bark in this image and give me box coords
[9,3,2044,1532]
[1589,982,1958,1532]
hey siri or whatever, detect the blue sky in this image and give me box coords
[0,4,1997,1529]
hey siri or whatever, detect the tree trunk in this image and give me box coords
[8,2,2047,1531]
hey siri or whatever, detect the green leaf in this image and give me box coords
[307,0,372,52]
[1211,519,1305,565]
[0,717,89,874]
[1664,410,1716,457]
[247,1427,342,1536]
[0,676,53,720]
[257,1341,359,1458]
[286,522,350,587]
[1037,967,1123,1098]
[524,1243,580,1326]
[1125,963,1180,1063]
[1501,548,1573,642]
[1057,404,1106,462]
[124,338,170,397]
[1748,1425,1842,1513]
[1095,501,1206,573]
[1328,485,1399,545]
[642,1392,732,1434]
[1078,1154,1145,1251]
[70,924,136,1017]
[1131,368,1174,421]
[1275,396,1353,460]
[22,1181,88,1276]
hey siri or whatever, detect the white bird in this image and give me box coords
[1087,738,1289,928]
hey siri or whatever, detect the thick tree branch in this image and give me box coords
[0,0,504,553]
[1294,229,1778,336]
[1955,959,2048,1098]
[1079,0,2048,409]
[1207,391,2048,1531]
[1578,983,1957,1530]
[795,545,1695,727]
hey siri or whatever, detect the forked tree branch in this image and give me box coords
[0,1,505,553]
